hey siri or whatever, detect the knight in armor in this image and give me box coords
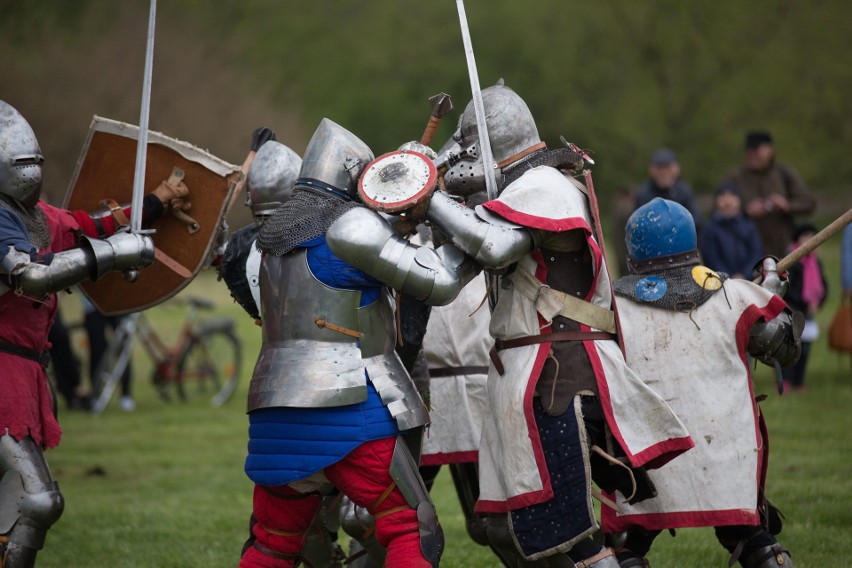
[0,100,188,568]
[217,128,350,567]
[415,84,694,567]
[601,198,799,568]
[239,118,477,567]
[218,127,301,324]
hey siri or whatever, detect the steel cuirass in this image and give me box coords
[247,250,428,431]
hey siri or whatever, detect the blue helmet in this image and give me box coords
[625,198,699,273]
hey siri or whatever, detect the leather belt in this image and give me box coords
[428,366,489,378]
[0,341,51,369]
[489,330,616,375]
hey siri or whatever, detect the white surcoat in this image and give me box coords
[602,279,788,531]
[473,166,692,513]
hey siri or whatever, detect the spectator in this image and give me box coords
[699,181,764,278]
[723,130,816,257]
[47,307,88,410]
[781,223,828,392]
[635,147,703,232]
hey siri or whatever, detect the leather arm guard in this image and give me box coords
[748,310,802,368]
[2,232,154,298]
[424,190,536,270]
[326,207,478,306]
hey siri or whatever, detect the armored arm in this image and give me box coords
[326,207,477,306]
[2,232,154,298]
[424,190,537,270]
[747,309,802,368]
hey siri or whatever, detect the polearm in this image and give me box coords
[129,0,157,233]
[455,0,499,202]
[754,207,852,283]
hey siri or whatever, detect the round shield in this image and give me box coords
[358,150,437,213]
[635,275,668,302]
[692,265,723,290]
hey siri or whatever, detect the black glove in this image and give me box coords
[250,127,277,152]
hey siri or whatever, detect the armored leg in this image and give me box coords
[0,434,65,568]
[338,497,384,568]
[239,484,322,568]
[301,494,345,568]
[741,543,794,568]
[484,515,574,568]
[447,462,490,547]
[325,436,443,567]
[716,525,793,568]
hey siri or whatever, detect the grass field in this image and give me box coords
[36,237,851,567]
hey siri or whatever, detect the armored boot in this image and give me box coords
[575,548,621,568]
[741,543,793,568]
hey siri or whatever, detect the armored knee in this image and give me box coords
[0,471,64,551]
[386,438,443,567]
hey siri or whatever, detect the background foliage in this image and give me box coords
[1,0,851,226]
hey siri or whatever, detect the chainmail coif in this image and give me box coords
[614,264,729,312]
[257,187,358,256]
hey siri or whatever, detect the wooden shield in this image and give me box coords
[63,116,240,315]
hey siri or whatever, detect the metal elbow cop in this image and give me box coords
[326,207,477,306]
[748,310,802,368]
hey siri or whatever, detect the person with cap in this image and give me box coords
[723,130,816,257]
[634,147,703,231]
[699,181,764,278]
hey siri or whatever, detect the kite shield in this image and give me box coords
[63,116,240,315]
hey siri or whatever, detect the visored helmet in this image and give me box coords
[625,198,700,273]
[245,141,302,217]
[443,84,542,196]
[295,118,373,201]
[0,100,44,208]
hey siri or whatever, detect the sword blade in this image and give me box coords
[130,0,157,233]
[455,0,499,202]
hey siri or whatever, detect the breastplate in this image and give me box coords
[249,249,395,410]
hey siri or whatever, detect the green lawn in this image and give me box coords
[37,240,851,567]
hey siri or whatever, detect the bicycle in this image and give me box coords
[90,296,242,415]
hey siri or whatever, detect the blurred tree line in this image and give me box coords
[2,0,850,226]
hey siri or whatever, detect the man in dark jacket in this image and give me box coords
[700,182,764,278]
[634,147,703,232]
[723,130,816,257]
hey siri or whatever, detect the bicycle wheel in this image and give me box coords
[90,314,138,415]
[175,324,242,406]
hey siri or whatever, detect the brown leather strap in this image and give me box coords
[100,198,130,228]
[489,331,616,376]
[495,331,616,351]
[428,366,489,378]
[314,317,362,338]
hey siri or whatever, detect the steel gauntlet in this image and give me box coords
[424,190,535,270]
